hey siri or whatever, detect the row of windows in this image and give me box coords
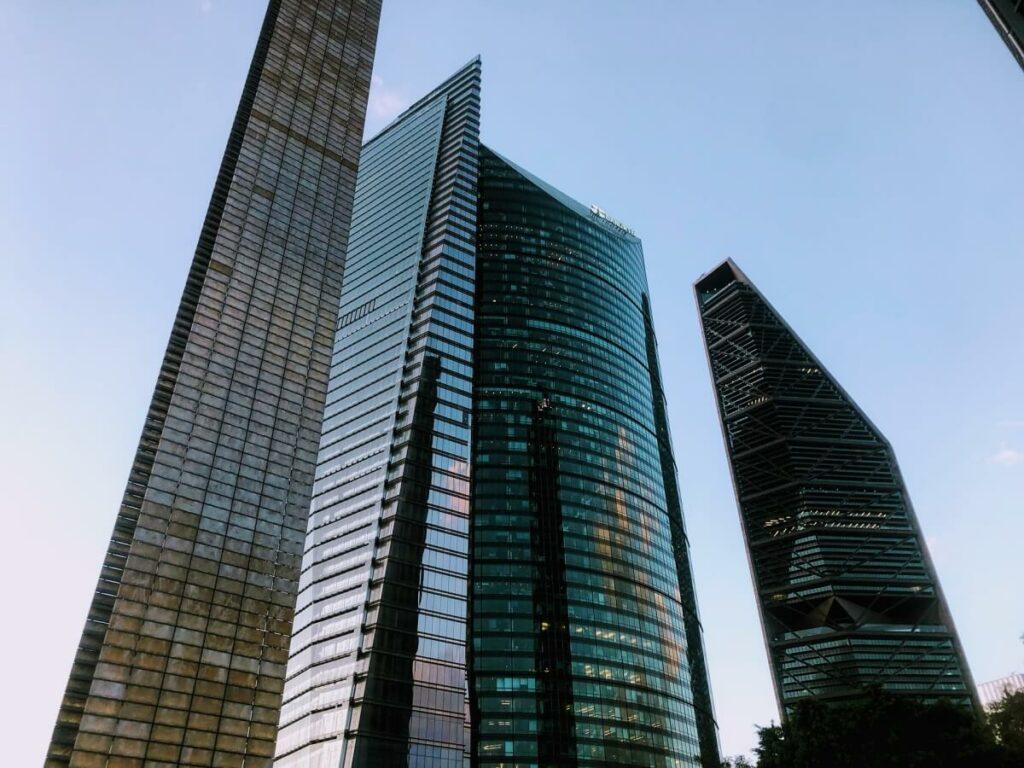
[471,148,702,766]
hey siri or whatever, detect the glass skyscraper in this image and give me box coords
[694,259,977,716]
[474,149,718,768]
[275,58,481,768]
[276,61,720,767]
[48,2,380,766]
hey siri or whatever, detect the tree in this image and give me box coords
[749,689,1011,768]
[988,688,1024,759]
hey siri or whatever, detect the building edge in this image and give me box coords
[693,258,981,718]
[45,3,287,762]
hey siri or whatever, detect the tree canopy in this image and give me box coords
[988,689,1024,757]
[722,689,1024,768]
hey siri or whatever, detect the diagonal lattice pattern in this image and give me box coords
[695,260,977,715]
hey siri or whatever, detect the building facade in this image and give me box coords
[695,259,977,716]
[473,149,719,767]
[978,0,1024,71]
[978,673,1024,710]
[275,58,481,768]
[48,2,380,766]
[275,62,720,767]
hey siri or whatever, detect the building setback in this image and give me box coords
[47,2,380,766]
[275,58,481,768]
[275,61,721,767]
[694,259,977,716]
[978,0,1024,71]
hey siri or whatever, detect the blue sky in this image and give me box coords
[2,1,1022,762]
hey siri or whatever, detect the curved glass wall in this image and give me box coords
[472,147,716,767]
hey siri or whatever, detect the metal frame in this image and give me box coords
[694,259,980,717]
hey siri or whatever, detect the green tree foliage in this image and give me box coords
[988,689,1024,758]
[748,690,1014,768]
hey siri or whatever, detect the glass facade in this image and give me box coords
[47,2,381,767]
[472,148,719,767]
[695,260,978,715]
[276,59,480,768]
[246,57,721,767]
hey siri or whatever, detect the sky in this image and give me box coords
[2,1,1023,763]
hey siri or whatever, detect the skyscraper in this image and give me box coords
[274,57,481,768]
[474,149,719,768]
[978,0,1024,71]
[694,259,977,716]
[48,2,380,766]
[275,61,720,767]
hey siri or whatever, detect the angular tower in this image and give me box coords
[695,259,977,715]
[48,2,380,766]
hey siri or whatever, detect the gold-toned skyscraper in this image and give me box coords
[48,3,380,765]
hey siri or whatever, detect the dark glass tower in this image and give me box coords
[473,149,720,767]
[275,62,720,767]
[695,259,978,716]
[978,0,1024,71]
[48,2,380,766]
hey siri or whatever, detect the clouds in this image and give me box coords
[989,420,1024,467]
[368,75,406,123]
[989,446,1024,467]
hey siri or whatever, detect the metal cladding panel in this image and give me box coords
[695,260,978,716]
[48,2,381,767]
